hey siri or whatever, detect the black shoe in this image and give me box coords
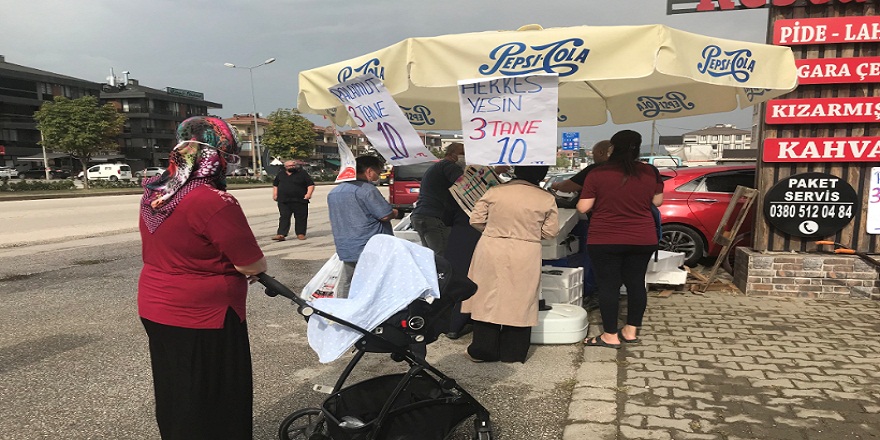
[446,323,473,340]
[583,296,599,311]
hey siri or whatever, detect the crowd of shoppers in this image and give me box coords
[137,128,661,437]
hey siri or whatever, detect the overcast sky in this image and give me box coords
[1,0,770,146]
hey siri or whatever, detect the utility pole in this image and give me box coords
[650,120,656,156]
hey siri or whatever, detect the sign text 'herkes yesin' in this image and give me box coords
[667,0,868,15]
[774,16,880,46]
[764,137,880,162]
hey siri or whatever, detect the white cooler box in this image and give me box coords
[391,214,422,244]
[645,250,687,286]
[531,303,589,344]
[647,250,686,272]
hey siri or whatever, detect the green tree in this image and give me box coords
[34,96,125,189]
[261,108,315,160]
[556,154,571,169]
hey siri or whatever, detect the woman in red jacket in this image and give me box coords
[139,117,267,439]
[577,130,663,349]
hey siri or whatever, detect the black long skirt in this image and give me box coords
[141,308,253,440]
[466,320,531,363]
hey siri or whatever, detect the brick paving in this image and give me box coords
[567,292,880,440]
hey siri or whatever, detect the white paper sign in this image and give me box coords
[868,167,880,234]
[334,130,357,183]
[329,74,434,166]
[457,74,558,166]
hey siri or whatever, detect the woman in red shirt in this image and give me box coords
[577,130,663,349]
[139,117,267,439]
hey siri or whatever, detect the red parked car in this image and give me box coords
[657,164,756,267]
[388,161,436,219]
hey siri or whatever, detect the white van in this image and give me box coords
[83,163,133,181]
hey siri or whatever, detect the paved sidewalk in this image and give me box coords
[566,291,880,440]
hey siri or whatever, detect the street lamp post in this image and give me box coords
[224,57,275,179]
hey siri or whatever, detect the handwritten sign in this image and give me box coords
[449,165,502,217]
[329,73,434,166]
[458,74,558,166]
[334,130,357,182]
[869,167,880,235]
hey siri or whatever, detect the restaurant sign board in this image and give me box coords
[796,57,880,85]
[774,16,880,45]
[763,137,880,162]
[766,97,880,124]
[763,172,859,238]
[667,0,867,15]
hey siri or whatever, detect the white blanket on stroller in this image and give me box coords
[307,235,441,363]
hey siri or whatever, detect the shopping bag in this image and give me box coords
[301,253,343,300]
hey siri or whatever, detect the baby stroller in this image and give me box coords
[257,245,494,440]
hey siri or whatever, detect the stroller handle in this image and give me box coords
[256,273,309,309]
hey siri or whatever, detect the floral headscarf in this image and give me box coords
[140,116,239,233]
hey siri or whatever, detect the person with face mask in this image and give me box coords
[327,155,398,298]
[272,160,315,241]
[409,142,466,257]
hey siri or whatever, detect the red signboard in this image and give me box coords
[797,57,880,84]
[764,137,880,162]
[766,97,880,124]
[668,0,867,15]
[0,145,5,155]
[774,16,880,46]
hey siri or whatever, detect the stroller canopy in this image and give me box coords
[308,235,441,363]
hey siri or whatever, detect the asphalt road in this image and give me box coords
[0,186,580,440]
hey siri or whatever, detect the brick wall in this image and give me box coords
[733,248,880,300]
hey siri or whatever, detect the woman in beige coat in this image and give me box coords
[462,166,558,363]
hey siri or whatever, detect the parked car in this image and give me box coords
[79,163,133,182]
[227,166,254,177]
[388,161,436,218]
[17,167,71,179]
[641,156,685,168]
[657,165,756,267]
[378,169,391,186]
[135,167,166,178]
[0,166,19,178]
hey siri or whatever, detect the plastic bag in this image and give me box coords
[301,253,343,300]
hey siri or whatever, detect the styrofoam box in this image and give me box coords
[541,235,579,260]
[531,303,589,344]
[391,214,423,245]
[541,283,583,305]
[541,266,584,290]
[646,250,686,272]
[645,268,688,285]
[556,208,581,237]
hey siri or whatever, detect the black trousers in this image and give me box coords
[587,244,655,334]
[277,201,309,236]
[467,320,531,363]
[141,308,253,440]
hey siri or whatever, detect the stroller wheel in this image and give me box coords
[278,408,328,440]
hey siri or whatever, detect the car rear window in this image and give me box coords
[394,162,434,181]
[120,165,131,172]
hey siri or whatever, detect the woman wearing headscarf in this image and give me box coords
[577,130,664,349]
[462,166,558,363]
[138,116,267,439]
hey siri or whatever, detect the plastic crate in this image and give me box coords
[540,283,583,305]
[531,303,589,344]
[540,266,584,290]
